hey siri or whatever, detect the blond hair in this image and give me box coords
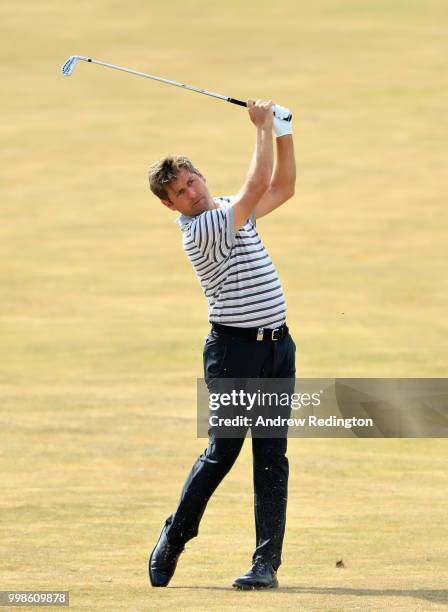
[148,155,197,200]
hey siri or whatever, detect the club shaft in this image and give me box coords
[83,57,247,107]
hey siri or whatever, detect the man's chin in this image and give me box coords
[191,200,207,215]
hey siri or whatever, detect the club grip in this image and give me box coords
[228,98,292,121]
[228,97,247,108]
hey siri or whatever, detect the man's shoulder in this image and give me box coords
[214,195,257,231]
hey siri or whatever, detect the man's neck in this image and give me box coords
[207,199,219,210]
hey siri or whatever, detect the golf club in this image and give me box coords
[61,55,292,121]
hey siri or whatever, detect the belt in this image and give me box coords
[211,322,289,342]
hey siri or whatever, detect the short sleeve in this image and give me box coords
[215,194,256,227]
[188,207,236,262]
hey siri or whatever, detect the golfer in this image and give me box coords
[148,99,296,589]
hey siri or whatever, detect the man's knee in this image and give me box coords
[203,437,244,472]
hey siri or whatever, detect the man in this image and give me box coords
[148,99,296,589]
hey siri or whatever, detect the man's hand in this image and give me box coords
[247,99,273,130]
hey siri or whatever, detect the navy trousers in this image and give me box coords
[164,327,296,570]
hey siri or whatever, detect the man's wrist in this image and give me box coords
[275,132,293,140]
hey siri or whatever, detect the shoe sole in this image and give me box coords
[232,578,279,590]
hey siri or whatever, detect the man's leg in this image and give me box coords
[233,332,296,589]
[251,333,296,570]
[150,329,252,586]
[251,436,289,571]
[149,434,245,586]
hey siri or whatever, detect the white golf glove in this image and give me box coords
[273,104,293,137]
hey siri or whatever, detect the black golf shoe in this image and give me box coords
[149,524,185,587]
[232,560,278,590]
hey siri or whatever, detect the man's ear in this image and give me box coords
[161,198,176,211]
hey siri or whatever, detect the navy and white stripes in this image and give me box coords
[177,197,286,328]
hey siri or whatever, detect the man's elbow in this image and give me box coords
[284,186,295,201]
[275,185,295,204]
[270,177,295,202]
[248,176,270,199]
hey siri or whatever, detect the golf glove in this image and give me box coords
[273,104,293,137]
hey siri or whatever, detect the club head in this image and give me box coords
[61,55,89,77]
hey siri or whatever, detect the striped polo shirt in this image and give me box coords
[176,196,286,329]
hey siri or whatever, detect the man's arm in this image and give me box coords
[255,117,296,220]
[232,99,273,231]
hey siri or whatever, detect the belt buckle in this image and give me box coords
[256,327,264,342]
[271,328,280,341]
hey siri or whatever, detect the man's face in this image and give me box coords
[161,168,213,216]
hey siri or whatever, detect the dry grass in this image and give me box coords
[1,0,447,609]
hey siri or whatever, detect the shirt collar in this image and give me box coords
[175,197,223,229]
[175,214,193,228]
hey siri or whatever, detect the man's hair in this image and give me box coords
[148,155,197,200]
